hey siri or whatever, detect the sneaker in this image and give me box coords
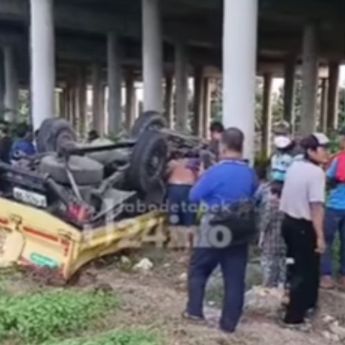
[279,319,312,332]
[320,276,336,290]
[182,311,206,324]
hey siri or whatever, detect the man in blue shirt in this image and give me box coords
[184,128,257,333]
[10,124,36,164]
[321,130,345,290]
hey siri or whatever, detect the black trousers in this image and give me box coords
[282,215,320,324]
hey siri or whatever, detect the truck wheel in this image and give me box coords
[131,111,167,138]
[128,130,168,194]
[37,118,77,153]
[40,155,104,186]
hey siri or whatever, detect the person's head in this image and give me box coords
[338,128,345,150]
[16,123,33,142]
[273,120,290,136]
[220,127,244,159]
[300,133,330,165]
[88,130,99,143]
[210,121,224,141]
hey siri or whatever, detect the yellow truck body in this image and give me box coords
[0,197,166,280]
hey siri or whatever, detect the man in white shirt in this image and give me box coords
[280,133,329,327]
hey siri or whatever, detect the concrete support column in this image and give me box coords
[320,78,328,132]
[70,83,77,129]
[3,46,19,122]
[125,71,136,130]
[59,88,66,119]
[76,67,87,135]
[107,32,122,134]
[300,23,319,135]
[64,85,70,121]
[0,51,4,113]
[142,0,163,112]
[284,55,296,129]
[327,61,340,132]
[30,0,55,130]
[164,75,174,128]
[223,0,258,160]
[262,73,273,158]
[175,43,189,131]
[91,64,104,135]
[203,78,212,139]
[193,67,204,136]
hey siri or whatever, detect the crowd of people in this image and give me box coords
[166,121,345,334]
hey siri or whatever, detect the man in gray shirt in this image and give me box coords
[280,133,329,327]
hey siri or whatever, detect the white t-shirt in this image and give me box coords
[280,160,325,221]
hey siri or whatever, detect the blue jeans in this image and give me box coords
[186,244,248,333]
[321,208,345,277]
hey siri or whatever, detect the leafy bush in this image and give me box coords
[42,330,159,345]
[0,290,118,343]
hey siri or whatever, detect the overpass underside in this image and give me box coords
[0,0,344,158]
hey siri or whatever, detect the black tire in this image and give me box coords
[131,111,167,138]
[128,130,168,194]
[37,118,77,153]
[40,155,104,186]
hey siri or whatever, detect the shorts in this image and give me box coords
[167,184,196,226]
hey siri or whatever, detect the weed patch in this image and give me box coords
[0,290,118,344]
[42,330,160,345]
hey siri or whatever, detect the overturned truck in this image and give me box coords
[0,112,210,280]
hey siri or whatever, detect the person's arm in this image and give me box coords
[308,170,326,254]
[326,158,338,189]
[189,167,220,203]
[310,202,325,254]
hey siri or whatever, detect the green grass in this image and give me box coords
[0,289,118,344]
[42,330,159,345]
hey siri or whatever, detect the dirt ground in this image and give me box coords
[2,250,345,345]
[76,250,345,345]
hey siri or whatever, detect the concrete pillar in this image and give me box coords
[70,84,77,129]
[193,67,204,136]
[262,73,273,158]
[203,78,212,139]
[223,0,258,160]
[142,0,163,112]
[63,85,70,121]
[164,75,174,128]
[284,55,296,129]
[320,78,328,132]
[0,51,4,113]
[125,71,136,130]
[59,88,66,119]
[107,32,122,134]
[91,64,104,135]
[30,0,55,130]
[3,46,19,122]
[66,84,73,123]
[175,43,189,132]
[300,23,319,135]
[327,61,340,132]
[76,67,87,135]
